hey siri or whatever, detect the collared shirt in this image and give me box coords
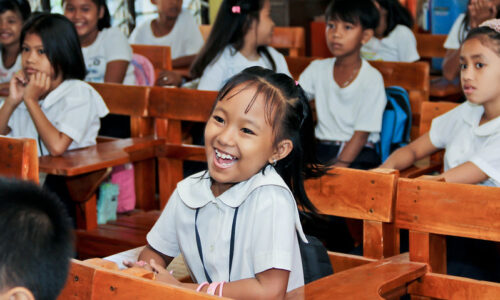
[147,166,306,291]
[362,25,420,62]
[430,101,500,187]
[0,51,21,84]
[6,80,109,156]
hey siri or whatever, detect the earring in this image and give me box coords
[272,159,277,166]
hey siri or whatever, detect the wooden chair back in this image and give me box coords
[415,33,447,59]
[199,25,305,56]
[310,21,331,58]
[0,136,38,183]
[148,87,218,208]
[131,44,173,79]
[419,101,458,136]
[305,167,399,272]
[284,56,318,80]
[58,259,226,300]
[395,177,500,298]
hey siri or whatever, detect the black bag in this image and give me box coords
[298,233,334,284]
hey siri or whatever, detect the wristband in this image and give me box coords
[196,281,208,292]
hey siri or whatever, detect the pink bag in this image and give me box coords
[131,53,155,86]
[110,163,136,213]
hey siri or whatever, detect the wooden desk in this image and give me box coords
[430,76,463,102]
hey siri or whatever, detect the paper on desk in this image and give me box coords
[104,246,145,269]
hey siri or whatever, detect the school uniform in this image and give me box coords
[197,45,291,91]
[0,51,21,83]
[444,13,467,50]
[429,101,500,187]
[298,58,386,169]
[361,25,420,62]
[129,9,204,60]
[147,166,306,292]
[6,79,109,156]
[82,27,136,85]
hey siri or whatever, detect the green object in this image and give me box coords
[97,183,119,225]
[209,0,222,24]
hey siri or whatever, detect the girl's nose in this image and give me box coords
[216,126,235,147]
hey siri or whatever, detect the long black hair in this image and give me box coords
[374,0,413,36]
[190,0,276,79]
[460,1,500,44]
[325,0,379,30]
[21,13,86,80]
[212,66,329,213]
[0,0,31,21]
[62,0,111,30]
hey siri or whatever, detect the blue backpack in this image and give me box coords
[376,86,412,162]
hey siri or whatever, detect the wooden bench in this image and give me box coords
[199,25,305,57]
[0,136,38,183]
[284,57,430,140]
[131,44,173,80]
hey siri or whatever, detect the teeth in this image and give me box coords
[215,149,235,160]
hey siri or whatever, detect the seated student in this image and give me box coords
[361,0,419,62]
[129,0,204,87]
[442,0,500,81]
[0,178,74,300]
[63,0,135,85]
[0,0,31,95]
[382,20,500,187]
[191,0,291,91]
[299,0,386,170]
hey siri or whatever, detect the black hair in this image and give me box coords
[21,13,86,80]
[0,178,74,300]
[62,0,111,30]
[325,0,379,30]
[460,1,500,44]
[211,66,329,213]
[0,0,30,21]
[463,25,500,55]
[190,0,276,79]
[374,0,413,36]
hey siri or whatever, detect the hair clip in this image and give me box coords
[295,80,299,86]
[232,6,241,14]
[480,18,500,33]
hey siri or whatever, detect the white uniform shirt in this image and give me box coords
[6,80,109,156]
[147,166,306,291]
[0,51,21,83]
[82,27,136,85]
[429,102,500,187]
[197,45,291,91]
[298,58,386,143]
[361,25,420,62]
[444,13,467,50]
[129,9,204,60]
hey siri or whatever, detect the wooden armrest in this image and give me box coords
[399,161,442,179]
[156,143,206,162]
[96,136,120,143]
[285,253,427,300]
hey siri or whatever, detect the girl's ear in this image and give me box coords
[3,286,35,300]
[361,28,374,45]
[269,139,293,164]
[98,5,105,20]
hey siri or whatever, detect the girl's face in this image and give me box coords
[460,37,500,106]
[204,85,280,195]
[154,0,182,19]
[254,0,274,46]
[64,0,103,43]
[325,18,373,57]
[0,10,24,48]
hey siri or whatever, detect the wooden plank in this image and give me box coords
[396,178,500,242]
[271,26,306,57]
[131,44,172,79]
[419,101,458,136]
[328,252,377,273]
[415,33,447,59]
[58,259,95,300]
[89,83,151,117]
[285,253,427,300]
[0,136,39,182]
[408,273,500,299]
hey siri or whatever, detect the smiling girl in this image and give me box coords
[382,19,500,187]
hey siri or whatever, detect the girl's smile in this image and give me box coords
[0,10,23,47]
[64,0,103,46]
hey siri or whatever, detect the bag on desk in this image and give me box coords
[97,182,119,224]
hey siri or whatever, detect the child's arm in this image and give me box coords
[104,60,129,83]
[24,73,72,156]
[380,133,439,170]
[440,162,488,184]
[172,55,197,69]
[334,131,369,167]
[0,73,30,134]
[442,49,461,81]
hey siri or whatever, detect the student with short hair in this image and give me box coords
[0,178,74,300]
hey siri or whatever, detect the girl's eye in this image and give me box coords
[326,23,335,30]
[241,128,255,135]
[475,62,484,69]
[213,115,224,124]
[459,63,466,70]
[345,24,353,30]
[37,49,45,55]
[21,46,29,52]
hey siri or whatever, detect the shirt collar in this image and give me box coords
[462,101,500,136]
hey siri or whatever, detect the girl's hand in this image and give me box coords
[149,259,180,286]
[6,71,28,107]
[24,72,51,103]
[123,259,154,272]
[469,0,497,28]
[155,70,184,87]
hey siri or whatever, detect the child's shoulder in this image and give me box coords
[360,59,384,81]
[388,24,415,39]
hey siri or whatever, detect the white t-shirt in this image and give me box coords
[429,101,500,187]
[82,27,136,85]
[361,25,420,62]
[444,13,467,50]
[6,80,109,156]
[147,166,306,292]
[129,9,204,60]
[197,45,292,91]
[298,58,386,143]
[0,50,21,84]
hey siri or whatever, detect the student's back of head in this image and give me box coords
[325,0,379,30]
[0,178,74,300]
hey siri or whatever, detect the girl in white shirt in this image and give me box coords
[382,20,500,187]
[362,0,419,62]
[0,0,31,94]
[191,0,291,91]
[63,0,135,84]
[125,67,328,297]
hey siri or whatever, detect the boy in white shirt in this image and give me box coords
[299,0,386,170]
